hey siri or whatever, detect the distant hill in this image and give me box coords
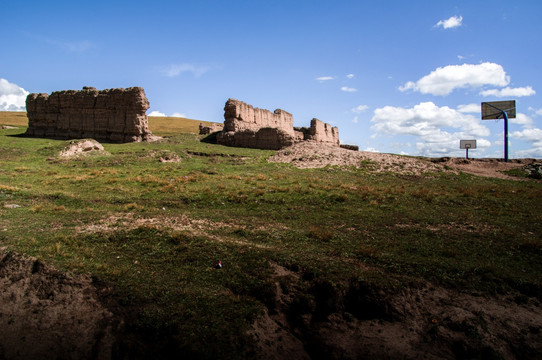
[0,111,222,137]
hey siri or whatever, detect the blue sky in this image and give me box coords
[2,0,541,158]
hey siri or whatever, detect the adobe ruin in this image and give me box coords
[216,98,340,150]
[25,86,155,143]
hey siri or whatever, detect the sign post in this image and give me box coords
[481,100,516,162]
[460,140,476,159]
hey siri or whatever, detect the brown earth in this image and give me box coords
[0,248,120,359]
[249,263,542,360]
[268,142,539,180]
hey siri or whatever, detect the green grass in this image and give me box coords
[1,112,541,357]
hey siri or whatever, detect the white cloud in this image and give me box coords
[510,113,534,126]
[399,62,510,96]
[435,15,463,29]
[148,110,167,117]
[316,76,334,81]
[352,105,369,113]
[148,111,187,118]
[371,102,491,156]
[341,86,357,92]
[352,116,358,124]
[364,147,380,153]
[457,103,480,113]
[160,63,209,78]
[480,86,536,97]
[0,78,29,111]
[510,128,542,157]
[346,74,355,79]
[415,138,491,157]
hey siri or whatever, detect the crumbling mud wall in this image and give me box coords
[296,118,339,146]
[216,98,340,150]
[25,86,155,143]
[199,122,224,135]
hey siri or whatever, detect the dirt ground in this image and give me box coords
[2,246,540,359]
[249,263,542,360]
[268,141,539,180]
[0,248,120,359]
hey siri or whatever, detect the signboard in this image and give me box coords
[481,100,516,120]
[460,140,476,149]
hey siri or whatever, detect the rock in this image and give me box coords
[525,163,542,179]
[340,144,359,151]
[25,87,157,143]
[216,99,340,150]
[158,153,182,163]
[58,139,107,157]
[3,204,20,209]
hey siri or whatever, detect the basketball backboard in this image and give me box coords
[460,140,476,149]
[481,100,516,119]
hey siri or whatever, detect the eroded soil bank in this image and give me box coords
[1,249,540,359]
[0,248,119,359]
[250,263,542,360]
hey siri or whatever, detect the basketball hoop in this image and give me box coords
[481,100,516,162]
[460,140,476,159]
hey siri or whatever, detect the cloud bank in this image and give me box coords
[0,79,29,111]
[510,127,542,157]
[480,86,535,97]
[371,101,490,156]
[148,110,187,118]
[399,62,510,96]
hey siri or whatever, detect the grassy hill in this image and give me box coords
[1,112,541,359]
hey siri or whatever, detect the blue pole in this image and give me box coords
[503,111,509,162]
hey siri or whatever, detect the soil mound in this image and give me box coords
[269,142,445,175]
[434,157,541,180]
[58,139,109,158]
[269,142,541,180]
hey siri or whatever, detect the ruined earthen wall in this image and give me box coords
[223,98,295,137]
[199,122,224,135]
[25,87,154,143]
[217,99,341,150]
[306,118,340,146]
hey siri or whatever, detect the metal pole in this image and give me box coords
[503,111,509,162]
[466,148,469,159]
